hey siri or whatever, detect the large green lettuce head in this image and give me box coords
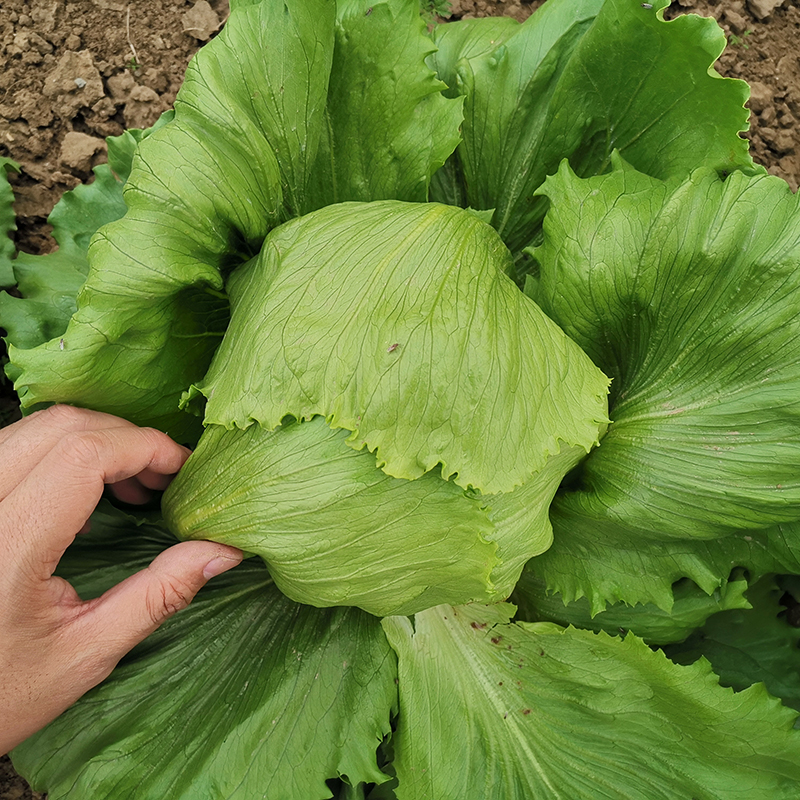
[163,201,609,616]
[9,2,800,796]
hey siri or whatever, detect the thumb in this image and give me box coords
[74,540,243,669]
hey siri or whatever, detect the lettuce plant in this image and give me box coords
[3,0,800,797]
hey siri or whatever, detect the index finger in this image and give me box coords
[0,406,165,502]
[1,424,191,580]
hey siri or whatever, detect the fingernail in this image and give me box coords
[203,555,242,579]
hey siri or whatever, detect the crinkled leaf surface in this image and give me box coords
[530,508,800,614]
[430,0,753,260]
[527,161,800,608]
[199,200,608,494]
[170,200,604,612]
[666,575,800,712]
[8,0,463,438]
[0,157,19,287]
[165,417,592,615]
[382,603,800,800]
[306,0,463,209]
[164,417,498,616]
[0,163,127,357]
[513,569,751,645]
[12,506,398,800]
[0,117,174,368]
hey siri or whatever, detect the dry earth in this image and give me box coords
[1,0,799,796]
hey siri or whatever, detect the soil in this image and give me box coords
[0,0,798,796]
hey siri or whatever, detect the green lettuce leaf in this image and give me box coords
[513,569,751,645]
[106,109,174,183]
[0,157,19,287]
[527,159,800,608]
[0,163,127,358]
[306,0,463,209]
[12,506,398,800]
[665,575,800,712]
[528,507,800,614]
[6,0,303,436]
[427,15,520,100]
[382,604,800,799]
[429,0,754,261]
[0,116,175,359]
[164,417,498,616]
[164,200,607,613]
[196,201,607,494]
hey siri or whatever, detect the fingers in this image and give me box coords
[108,476,161,506]
[0,405,180,502]
[69,540,243,675]
[0,543,241,755]
[3,423,191,576]
[106,462,183,505]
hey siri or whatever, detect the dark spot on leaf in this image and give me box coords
[491,636,503,644]
[471,621,487,630]
[522,709,532,715]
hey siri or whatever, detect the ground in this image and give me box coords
[1,0,798,796]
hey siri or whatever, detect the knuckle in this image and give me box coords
[54,430,106,471]
[35,404,91,431]
[138,426,168,451]
[146,575,197,627]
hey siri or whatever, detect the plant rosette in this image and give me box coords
[3,0,800,798]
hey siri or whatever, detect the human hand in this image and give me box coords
[0,405,243,754]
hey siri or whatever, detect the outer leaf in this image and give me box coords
[0,157,19,286]
[106,109,175,183]
[382,604,800,800]
[8,0,329,436]
[0,163,127,355]
[527,161,800,607]
[198,200,608,494]
[307,0,463,209]
[164,417,498,616]
[0,115,177,366]
[513,569,751,645]
[530,509,800,614]
[666,575,800,712]
[431,0,753,260]
[12,507,398,800]
[427,16,520,100]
